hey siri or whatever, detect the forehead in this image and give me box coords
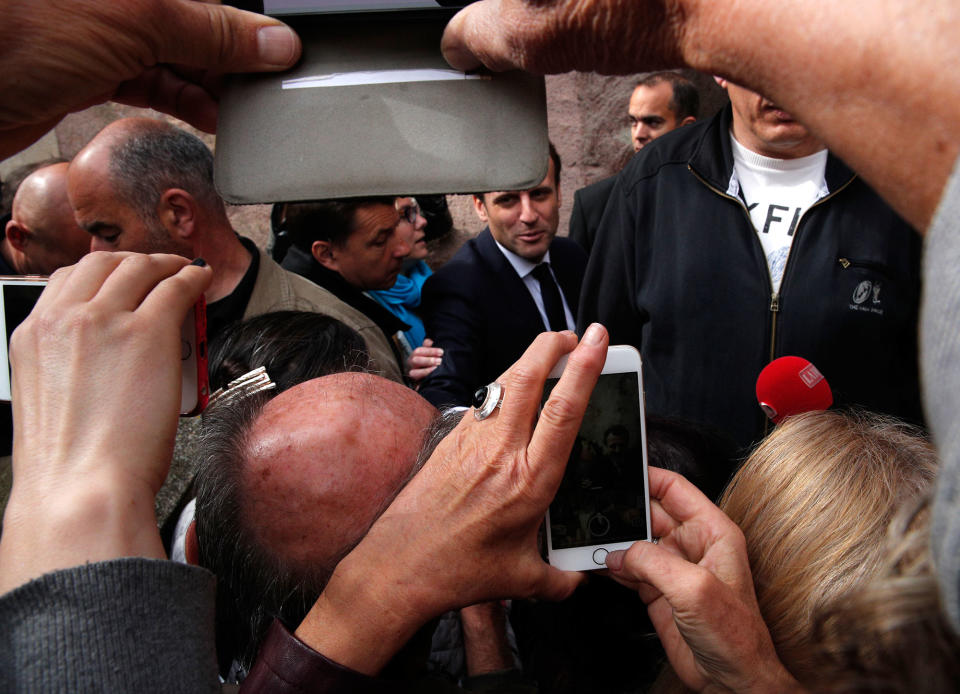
[68,155,117,209]
[629,82,674,115]
[349,203,400,239]
[483,158,557,202]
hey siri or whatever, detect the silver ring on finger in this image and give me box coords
[473,381,504,420]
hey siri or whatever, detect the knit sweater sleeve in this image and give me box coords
[0,558,219,693]
[923,154,960,636]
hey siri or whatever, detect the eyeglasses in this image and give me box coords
[396,197,420,224]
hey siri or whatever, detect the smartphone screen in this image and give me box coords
[0,280,47,402]
[543,368,649,558]
[0,277,207,415]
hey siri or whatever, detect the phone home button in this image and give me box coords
[592,548,608,566]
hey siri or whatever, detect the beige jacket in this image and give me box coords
[244,250,403,384]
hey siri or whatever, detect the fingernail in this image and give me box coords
[583,323,604,345]
[605,550,624,571]
[258,25,299,67]
[434,358,442,365]
[191,257,207,267]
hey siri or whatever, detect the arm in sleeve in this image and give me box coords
[576,177,645,349]
[418,272,487,408]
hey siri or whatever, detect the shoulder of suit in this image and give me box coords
[574,174,618,201]
[428,234,491,280]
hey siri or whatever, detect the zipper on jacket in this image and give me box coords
[768,293,780,362]
[837,257,895,281]
[687,164,783,356]
[689,163,856,438]
[763,293,781,438]
[689,164,857,360]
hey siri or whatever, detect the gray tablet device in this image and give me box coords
[215,6,548,203]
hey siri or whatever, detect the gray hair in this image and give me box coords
[195,394,459,677]
[108,124,224,224]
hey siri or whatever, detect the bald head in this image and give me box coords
[195,370,443,668]
[68,117,224,255]
[243,372,437,570]
[3,163,89,274]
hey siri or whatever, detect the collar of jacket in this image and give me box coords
[281,244,410,335]
[670,104,858,196]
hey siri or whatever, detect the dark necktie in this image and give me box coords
[531,262,568,331]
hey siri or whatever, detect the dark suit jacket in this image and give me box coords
[419,228,587,408]
[568,175,617,254]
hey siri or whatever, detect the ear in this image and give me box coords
[311,239,339,272]
[680,115,697,127]
[157,189,198,241]
[185,520,200,566]
[472,195,489,223]
[4,219,29,252]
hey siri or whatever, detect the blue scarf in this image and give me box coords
[369,260,432,350]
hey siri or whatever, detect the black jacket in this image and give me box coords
[281,245,408,374]
[419,228,587,408]
[568,174,617,254]
[578,105,923,450]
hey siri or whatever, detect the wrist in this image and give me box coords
[460,602,515,676]
[749,663,805,694]
[0,469,163,594]
[294,561,429,676]
[672,0,743,77]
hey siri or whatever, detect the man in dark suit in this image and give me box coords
[419,144,587,408]
[569,72,699,254]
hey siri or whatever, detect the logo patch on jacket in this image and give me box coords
[849,280,884,315]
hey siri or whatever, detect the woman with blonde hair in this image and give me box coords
[653,408,938,691]
[721,409,936,683]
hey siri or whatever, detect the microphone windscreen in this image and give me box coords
[756,356,833,424]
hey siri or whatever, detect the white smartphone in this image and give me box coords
[0,277,47,401]
[543,345,652,571]
[0,276,209,416]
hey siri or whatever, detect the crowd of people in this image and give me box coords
[2,0,960,692]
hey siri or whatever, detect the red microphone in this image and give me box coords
[756,356,833,424]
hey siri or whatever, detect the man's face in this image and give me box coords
[331,203,411,290]
[67,157,186,256]
[474,158,560,263]
[628,81,681,151]
[723,81,823,159]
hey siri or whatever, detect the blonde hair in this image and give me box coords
[811,495,960,692]
[719,409,937,684]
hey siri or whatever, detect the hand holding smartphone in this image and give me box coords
[0,276,208,415]
[543,345,651,571]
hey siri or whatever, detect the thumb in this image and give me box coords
[161,1,301,71]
